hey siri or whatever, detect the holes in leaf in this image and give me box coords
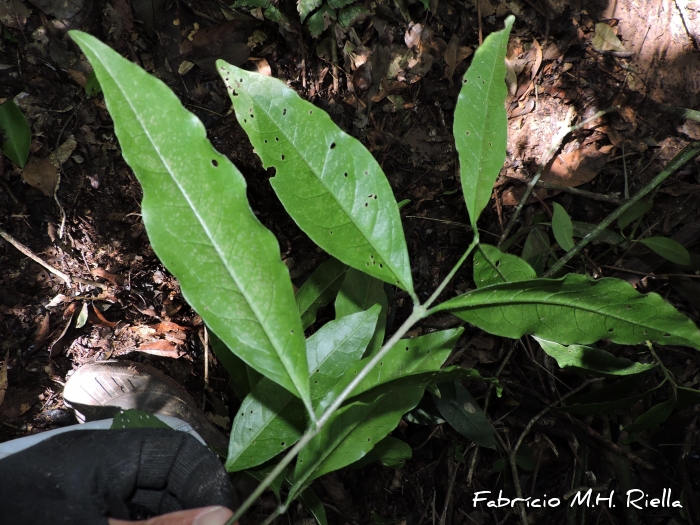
[281,154,285,160]
[283,108,287,115]
[330,142,336,149]
[281,442,285,446]
[290,330,294,334]
[309,110,313,114]
[211,159,218,167]
[250,114,254,119]
[343,172,348,177]
[330,230,333,234]
[664,333,671,338]
[488,142,492,146]
[243,119,247,123]
[405,346,409,351]
[607,328,614,333]
[364,170,368,175]
[466,131,470,136]
[365,202,369,207]
[275,137,279,142]
[625,305,632,310]
[379,263,383,268]
[264,139,268,143]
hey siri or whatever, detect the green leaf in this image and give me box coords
[309,305,380,401]
[338,6,370,27]
[592,23,629,54]
[533,337,654,376]
[327,0,355,7]
[521,226,550,276]
[70,32,311,410]
[617,201,651,229]
[335,267,388,356]
[0,99,31,167]
[294,384,425,488]
[561,375,656,415]
[454,16,513,229]
[306,4,336,37]
[218,63,414,293]
[226,308,379,471]
[75,302,88,329]
[436,273,700,350]
[551,202,574,251]
[317,328,462,414]
[473,244,536,288]
[85,70,102,97]
[298,487,328,525]
[351,436,412,469]
[211,332,262,400]
[638,236,691,265]
[622,397,675,434]
[431,381,496,448]
[571,221,623,245]
[296,258,347,330]
[298,0,322,22]
[111,409,171,430]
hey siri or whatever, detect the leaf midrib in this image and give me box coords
[242,76,405,285]
[91,44,302,396]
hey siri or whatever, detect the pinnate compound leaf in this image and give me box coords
[474,244,536,287]
[218,63,413,293]
[454,16,513,229]
[436,274,700,350]
[69,32,311,409]
[431,381,496,448]
[335,267,388,356]
[0,99,31,167]
[226,308,379,471]
[552,202,574,251]
[533,336,653,376]
[297,258,347,330]
[638,236,691,266]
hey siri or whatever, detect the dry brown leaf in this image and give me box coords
[502,143,611,205]
[180,21,250,73]
[0,0,30,29]
[152,321,190,333]
[67,69,87,87]
[90,304,117,328]
[49,136,77,167]
[22,157,59,197]
[444,34,459,85]
[249,57,271,76]
[34,312,50,343]
[137,340,182,358]
[0,351,8,409]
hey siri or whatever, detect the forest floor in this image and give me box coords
[2,0,700,524]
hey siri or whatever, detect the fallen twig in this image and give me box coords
[0,228,106,289]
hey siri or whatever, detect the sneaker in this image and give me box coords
[62,360,228,453]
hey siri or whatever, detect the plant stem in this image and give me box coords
[226,306,427,525]
[424,236,480,310]
[545,142,700,276]
[226,237,485,524]
[498,106,620,248]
